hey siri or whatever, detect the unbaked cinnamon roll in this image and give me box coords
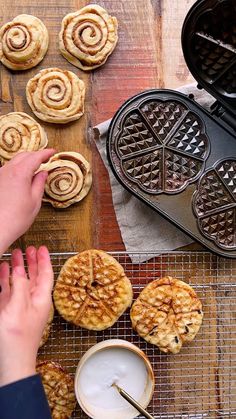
[0,14,49,70]
[0,112,48,165]
[59,5,118,71]
[26,68,85,124]
[39,152,92,208]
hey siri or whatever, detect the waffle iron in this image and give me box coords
[107,0,236,258]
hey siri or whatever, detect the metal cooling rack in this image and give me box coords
[5,250,235,419]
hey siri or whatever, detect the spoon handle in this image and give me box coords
[114,384,155,419]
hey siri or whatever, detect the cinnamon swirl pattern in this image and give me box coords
[26,68,85,124]
[59,5,118,71]
[39,152,92,208]
[0,14,49,70]
[0,112,48,165]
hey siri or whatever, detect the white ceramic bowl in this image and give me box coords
[75,339,155,419]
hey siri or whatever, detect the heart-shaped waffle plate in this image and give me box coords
[193,159,236,250]
[107,89,236,257]
[114,99,209,194]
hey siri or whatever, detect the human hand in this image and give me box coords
[0,149,55,254]
[0,246,54,387]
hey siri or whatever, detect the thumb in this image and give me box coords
[32,171,48,202]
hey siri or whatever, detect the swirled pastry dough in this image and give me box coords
[0,14,48,70]
[0,112,48,165]
[59,4,118,71]
[26,67,85,124]
[39,152,92,208]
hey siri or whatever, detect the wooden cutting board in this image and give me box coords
[0,0,195,253]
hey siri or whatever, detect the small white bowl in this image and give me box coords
[75,339,155,419]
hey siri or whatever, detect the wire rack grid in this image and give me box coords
[5,250,235,419]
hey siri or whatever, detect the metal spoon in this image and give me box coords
[112,383,155,419]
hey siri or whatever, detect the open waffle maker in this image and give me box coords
[107,0,236,258]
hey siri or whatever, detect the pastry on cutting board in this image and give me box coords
[0,112,48,165]
[39,305,54,348]
[26,67,85,124]
[0,14,48,70]
[36,361,76,419]
[53,249,133,331]
[38,151,92,209]
[130,276,203,354]
[59,4,118,71]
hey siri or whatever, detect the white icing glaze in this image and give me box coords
[78,347,148,412]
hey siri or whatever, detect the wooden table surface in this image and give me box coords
[0,0,199,254]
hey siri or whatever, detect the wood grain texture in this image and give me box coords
[0,0,93,252]
[0,0,197,253]
[90,0,197,251]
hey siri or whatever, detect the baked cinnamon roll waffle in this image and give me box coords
[38,152,92,209]
[53,250,133,331]
[36,361,76,419]
[26,68,85,124]
[131,276,203,354]
[39,305,54,348]
[0,14,48,70]
[0,112,48,165]
[59,4,118,71]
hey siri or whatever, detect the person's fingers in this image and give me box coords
[4,151,29,166]
[11,266,29,308]
[24,149,55,176]
[7,149,55,177]
[11,249,26,277]
[0,262,10,304]
[33,246,54,300]
[26,246,38,289]
[32,171,48,203]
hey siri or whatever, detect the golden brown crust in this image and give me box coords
[38,152,92,209]
[59,5,118,71]
[130,276,203,354]
[36,361,76,419]
[39,305,54,348]
[0,112,48,165]
[26,68,85,124]
[53,249,133,330]
[0,14,48,70]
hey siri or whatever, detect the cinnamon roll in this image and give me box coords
[0,112,48,165]
[59,5,118,71]
[39,152,92,208]
[0,14,48,70]
[26,68,85,124]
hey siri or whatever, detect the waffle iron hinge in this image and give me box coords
[209,100,236,133]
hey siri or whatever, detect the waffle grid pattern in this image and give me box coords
[193,159,236,250]
[3,251,235,418]
[115,100,209,194]
[192,0,236,96]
